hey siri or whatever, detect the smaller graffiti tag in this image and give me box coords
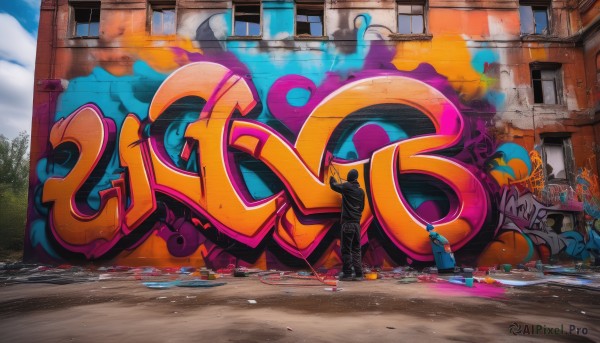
[508,322,589,336]
[495,186,593,260]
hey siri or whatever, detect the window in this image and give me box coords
[397,1,425,34]
[233,3,261,37]
[542,136,573,183]
[71,2,100,38]
[519,2,549,35]
[150,3,176,35]
[545,211,575,233]
[530,63,562,105]
[296,3,324,37]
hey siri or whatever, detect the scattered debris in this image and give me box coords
[142,280,227,289]
[248,299,257,304]
[397,277,418,284]
[177,280,226,288]
[365,272,378,280]
[143,281,178,289]
[491,279,546,287]
[1,263,599,293]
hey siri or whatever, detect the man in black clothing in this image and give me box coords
[329,169,365,281]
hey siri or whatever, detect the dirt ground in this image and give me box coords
[0,270,599,343]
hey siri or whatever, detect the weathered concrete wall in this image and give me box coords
[26,0,600,269]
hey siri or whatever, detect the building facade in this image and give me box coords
[26,0,600,268]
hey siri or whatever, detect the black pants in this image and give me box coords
[341,222,362,276]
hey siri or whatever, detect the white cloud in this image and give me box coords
[0,13,37,68]
[0,60,33,138]
[0,13,37,138]
[0,60,34,106]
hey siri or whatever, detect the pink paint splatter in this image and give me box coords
[427,281,506,299]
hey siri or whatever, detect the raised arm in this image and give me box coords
[329,176,343,193]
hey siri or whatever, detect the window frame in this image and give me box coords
[540,134,574,186]
[295,2,325,38]
[69,1,101,39]
[530,62,563,105]
[232,2,262,38]
[519,1,550,36]
[395,0,427,35]
[544,211,576,234]
[148,1,177,36]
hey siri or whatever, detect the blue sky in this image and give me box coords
[0,0,40,139]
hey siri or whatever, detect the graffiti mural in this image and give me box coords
[26,4,599,269]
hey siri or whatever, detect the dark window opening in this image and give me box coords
[72,2,100,38]
[545,212,575,234]
[531,64,561,104]
[234,4,261,36]
[296,4,324,36]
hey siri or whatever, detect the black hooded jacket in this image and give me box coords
[329,177,365,223]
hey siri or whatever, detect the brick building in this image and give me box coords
[26,0,600,268]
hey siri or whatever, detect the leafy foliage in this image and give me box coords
[0,132,29,257]
[0,131,30,191]
[0,184,26,257]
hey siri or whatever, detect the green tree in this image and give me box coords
[0,132,30,258]
[0,131,30,191]
[0,184,27,257]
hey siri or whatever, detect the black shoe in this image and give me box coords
[353,274,364,281]
[338,273,354,281]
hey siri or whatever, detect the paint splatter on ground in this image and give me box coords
[426,282,506,299]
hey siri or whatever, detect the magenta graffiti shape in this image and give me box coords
[267,75,318,135]
[415,200,445,223]
[352,124,391,159]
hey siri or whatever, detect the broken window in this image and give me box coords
[545,212,575,234]
[542,136,573,184]
[71,2,100,38]
[531,63,562,105]
[151,3,176,36]
[397,1,425,34]
[519,2,549,35]
[296,3,324,37]
[234,3,261,36]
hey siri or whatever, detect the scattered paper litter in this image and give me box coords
[248,299,257,304]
